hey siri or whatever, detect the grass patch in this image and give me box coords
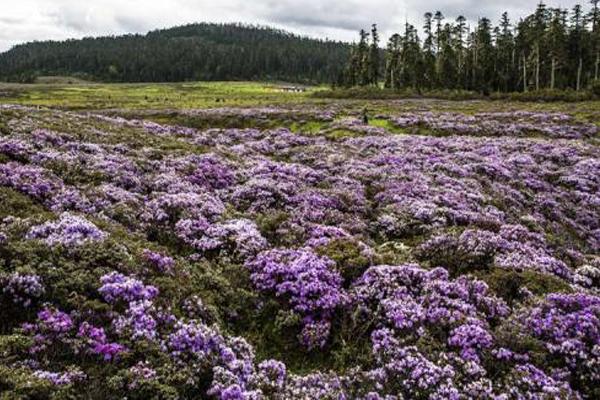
[0,81,321,110]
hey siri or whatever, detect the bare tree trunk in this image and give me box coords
[595,51,599,81]
[473,49,477,89]
[551,57,556,90]
[577,57,582,91]
[511,48,516,92]
[458,51,463,84]
[523,55,528,92]
[535,44,540,91]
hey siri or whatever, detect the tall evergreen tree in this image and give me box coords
[357,29,371,86]
[532,3,550,90]
[590,0,600,80]
[547,8,568,89]
[438,23,458,88]
[434,11,445,53]
[496,12,516,92]
[342,2,599,93]
[368,24,381,85]
[384,34,401,89]
[423,13,437,88]
[455,16,468,87]
[570,5,587,90]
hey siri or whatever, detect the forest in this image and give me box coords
[0,23,350,84]
[342,2,600,94]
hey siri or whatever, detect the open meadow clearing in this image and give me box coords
[0,82,599,398]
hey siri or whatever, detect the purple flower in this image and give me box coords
[33,369,86,386]
[99,272,159,304]
[27,213,106,247]
[142,249,175,273]
[2,273,45,307]
[77,322,127,361]
[246,248,347,347]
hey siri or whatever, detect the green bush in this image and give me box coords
[313,87,482,101]
[474,268,572,306]
[314,86,594,102]
[490,89,593,102]
[315,238,372,285]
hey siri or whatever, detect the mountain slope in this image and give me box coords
[0,23,350,84]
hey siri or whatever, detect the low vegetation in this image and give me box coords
[0,94,598,398]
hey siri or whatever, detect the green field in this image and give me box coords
[1,80,599,119]
[0,81,326,110]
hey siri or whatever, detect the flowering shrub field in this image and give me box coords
[0,102,599,399]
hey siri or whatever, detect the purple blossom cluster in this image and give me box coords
[0,162,92,212]
[246,248,347,348]
[99,272,159,304]
[26,213,106,247]
[1,272,44,307]
[176,218,267,259]
[418,226,572,278]
[516,293,600,391]
[77,322,127,360]
[22,307,74,353]
[126,361,158,389]
[351,264,508,361]
[390,111,598,139]
[142,249,175,273]
[33,369,87,386]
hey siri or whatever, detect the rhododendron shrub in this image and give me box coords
[1,272,44,307]
[512,294,600,396]
[0,104,599,398]
[246,248,347,348]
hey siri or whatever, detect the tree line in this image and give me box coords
[0,23,350,84]
[341,1,600,93]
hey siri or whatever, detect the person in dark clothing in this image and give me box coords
[362,108,369,124]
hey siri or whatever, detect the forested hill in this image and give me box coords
[0,23,351,83]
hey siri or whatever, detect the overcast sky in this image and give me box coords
[0,0,586,52]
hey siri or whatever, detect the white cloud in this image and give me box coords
[0,0,586,52]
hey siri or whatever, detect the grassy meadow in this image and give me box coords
[0,80,324,110]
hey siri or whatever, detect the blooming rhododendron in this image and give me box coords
[1,103,599,398]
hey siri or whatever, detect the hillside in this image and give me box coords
[0,23,350,84]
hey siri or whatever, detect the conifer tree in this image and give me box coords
[423,13,437,88]
[342,1,600,93]
[590,0,600,80]
[384,34,401,89]
[547,8,567,89]
[368,24,381,85]
[357,29,371,86]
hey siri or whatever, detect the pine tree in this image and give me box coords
[357,29,370,86]
[423,12,437,88]
[474,18,495,94]
[590,0,600,80]
[400,23,423,91]
[438,23,458,88]
[384,34,401,89]
[570,5,587,90]
[434,11,445,53]
[434,11,445,84]
[496,12,515,92]
[455,16,468,87]
[547,8,567,89]
[532,3,549,90]
[368,24,381,85]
